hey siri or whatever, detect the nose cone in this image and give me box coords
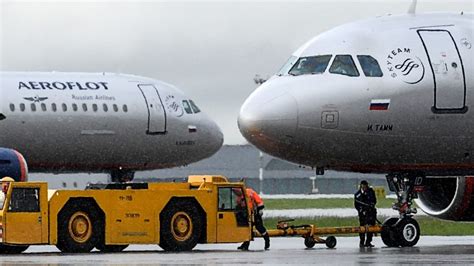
[203,117,224,155]
[201,115,224,157]
[211,121,224,151]
[238,93,297,148]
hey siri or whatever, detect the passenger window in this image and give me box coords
[51,103,57,112]
[277,55,298,76]
[82,103,88,112]
[9,104,14,112]
[8,188,40,212]
[72,103,78,112]
[92,104,98,112]
[31,103,36,112]
[329,55,360,77]
[182,100,192,114]
[20,103,25,112]
[41,103,47,111]
[103,104,108,112]
[189,100,201,114]
[122,105,128,113]
[289,55,332,76]
[62,103,67,112]
[357,55,383,77]
[113,104,118,112]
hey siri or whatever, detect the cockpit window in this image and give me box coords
[182,100,192,114]
[277,56,298,76]
[288,55,332,76]
[189,100,201,114]
[357,55,383,77]
[329,55,360,77]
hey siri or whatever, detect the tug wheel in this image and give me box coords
[325,236,337,249]
[304,237,316,248]
[56,199,103,253]
[159,200,203,251]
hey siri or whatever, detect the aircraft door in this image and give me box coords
[418,30,467,113]
[138,84,167,134]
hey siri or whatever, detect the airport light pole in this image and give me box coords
[254,75,267,195]
[259,151,264,195]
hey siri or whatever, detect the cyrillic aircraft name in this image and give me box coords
[19,81,109,90]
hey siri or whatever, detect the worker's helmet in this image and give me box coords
[360,180,368,186]
[1,176,14,182]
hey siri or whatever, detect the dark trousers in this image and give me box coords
[359,212,376,244]
[254,212,267,235]
[240,212,268,249]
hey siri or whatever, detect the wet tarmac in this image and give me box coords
[2,236,474,265]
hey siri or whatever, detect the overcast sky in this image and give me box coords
[1,0,472,144]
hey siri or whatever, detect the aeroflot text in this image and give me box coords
[18,81,109,90]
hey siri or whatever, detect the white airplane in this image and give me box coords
[0,71,223,182]
[239,7,473,246]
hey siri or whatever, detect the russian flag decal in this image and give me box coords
[369,99,390,111]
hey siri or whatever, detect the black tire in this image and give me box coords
[304,237,316,248]
[325,236,337,249]
[56,200,103,253]
[0,244,29,254]
[96,244,129,253]
[381,217,400,247]
[396,217,420,247]
[159,200,203,252]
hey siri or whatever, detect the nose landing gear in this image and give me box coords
[381,216,420,247]
[110,169,135,183]
[381,173,424,247]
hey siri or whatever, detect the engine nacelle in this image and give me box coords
[415,176,474,221]
[0,148,28,181]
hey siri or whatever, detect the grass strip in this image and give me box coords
[265,198,395,209]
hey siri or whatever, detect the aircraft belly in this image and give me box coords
[297,127,474,172]
[0,114,173,171]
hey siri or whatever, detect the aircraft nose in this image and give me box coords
[238,93,297,146]
[202,117,224,154]
[211,121,224,150]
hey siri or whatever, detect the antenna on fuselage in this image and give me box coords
[408,0,417,14]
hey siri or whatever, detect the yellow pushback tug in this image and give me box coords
[0,176,418,253]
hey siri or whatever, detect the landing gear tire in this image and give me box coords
[159,200,203,252]
[110,169,135,183]
[56,200,103,253]
[396,217,420,247]
[304,237,316,248]
[0,244,29,254]
[325,236,337,249]
[381,217,400,247]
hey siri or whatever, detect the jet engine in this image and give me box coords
[415,176,474,221]
[0,148,28,181]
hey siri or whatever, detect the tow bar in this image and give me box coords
[256,219,382,249]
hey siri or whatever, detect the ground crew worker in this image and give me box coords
[0,176,14,209]
[236,187,270,251]
[354,180,377,247]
